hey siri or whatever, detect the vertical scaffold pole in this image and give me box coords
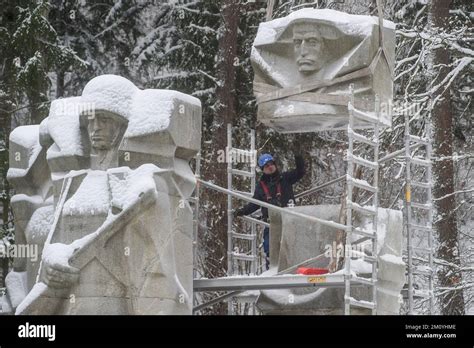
[371,95,380,315]
[404,113,414,315]
[250,129,257,276]
[193,152,201,280]
[344,84,355,315]
[426,121,435,314]
[227,123,233,315]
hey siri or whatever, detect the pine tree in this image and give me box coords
[0,0,17,288]
[48,0,149,96]
[11,0,87,124]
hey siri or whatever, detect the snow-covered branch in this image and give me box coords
[416,57,473,99]
[197,69,221,86]
[433,188,474,201]
[189,23,218,35]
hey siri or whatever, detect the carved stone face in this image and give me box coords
[293,23,325,74]
[87,112,123,151]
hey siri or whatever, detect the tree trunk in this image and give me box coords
[200,0,240,314]
[0,114,11,224]
[56,70,65,98]
[0,72,13,288]
[429,0,465,315]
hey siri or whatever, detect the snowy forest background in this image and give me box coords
[0,0,472,315]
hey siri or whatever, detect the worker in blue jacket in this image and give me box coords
[235,152,305,269]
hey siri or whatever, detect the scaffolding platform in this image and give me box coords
[194,273,365,292]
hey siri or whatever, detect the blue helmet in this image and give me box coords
[258,153,274,168]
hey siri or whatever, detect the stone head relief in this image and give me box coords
[251,9,395,133]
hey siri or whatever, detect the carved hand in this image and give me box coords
[42,261,80,289]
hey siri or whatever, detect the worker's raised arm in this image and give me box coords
[284,153,306,185]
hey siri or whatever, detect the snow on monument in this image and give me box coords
[4,75,201,315]
[251,9,395,132]
[256,206,405,315]
[250,9,403,315]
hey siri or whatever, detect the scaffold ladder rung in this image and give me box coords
[230,168,254,177]
[411,246,432,253]
[352,236,371,245]
[410,202,431,210]
[408,135,429,146]
[352,227,376,239]
[231,232,256,240]
[411,181,431,189]
[240,215,270,227]
[348,103,379,123]
[410,157,430,167]
[408,223,432,232]
[348,129,378,147]
[347,297,376,310]
[413,289,431,298]
[230,148,255,156]
[347,175,377,193]
[347,153,378,169]
[351,276,376,286]
[412,269,432,277]
[348,201,377,216]
[232,252,257,262]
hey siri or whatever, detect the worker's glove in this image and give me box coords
[234,208,244,217]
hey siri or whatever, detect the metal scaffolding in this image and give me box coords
[193,90,386,314]
[225,124,266,314]
[226,124,259,278]
[404,113,435,314]
[191,112,436,316]
[344,85,380,314]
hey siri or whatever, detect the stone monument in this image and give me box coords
[251,9,395,132]
[256,206,406,315]
[4,75,201,315]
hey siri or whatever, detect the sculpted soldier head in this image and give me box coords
[292,22,326,74]
[87,111,126,151]
[77,75,136,169]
